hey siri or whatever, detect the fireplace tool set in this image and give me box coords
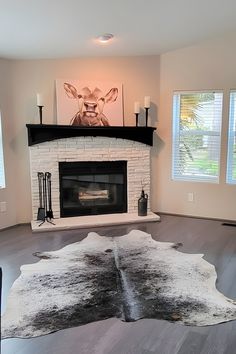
[37,172,55,227]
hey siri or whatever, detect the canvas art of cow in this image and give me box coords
[64,82,118,126]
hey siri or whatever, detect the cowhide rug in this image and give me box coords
[2,230,236,339]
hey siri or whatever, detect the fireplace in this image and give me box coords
[59,161,127,217]
[29,135,153,222]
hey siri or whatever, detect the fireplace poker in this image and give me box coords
[38,173,55,227]
[37,172,45,221]
[46,172,54,219]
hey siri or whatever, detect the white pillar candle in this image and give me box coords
[36,93,43,106]
[134,101,140,113]
[144,96,150,108]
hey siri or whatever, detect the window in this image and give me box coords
[226,90,236,184]
[172,91,223,183]
[0,114,5,188]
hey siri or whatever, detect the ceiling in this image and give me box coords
[1,0,236,59]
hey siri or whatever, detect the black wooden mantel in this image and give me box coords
[26,124,156,146]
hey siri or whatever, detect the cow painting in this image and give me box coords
[63,82,118,126]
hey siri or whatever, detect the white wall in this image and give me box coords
[0,59,17,229]
[2,32,236,228]
[158,32,236,220]
[0,56,160,227]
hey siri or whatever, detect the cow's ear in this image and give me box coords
[64,83,78,99]
[105,88,118,103]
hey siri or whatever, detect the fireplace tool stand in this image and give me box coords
[37,172,55,227]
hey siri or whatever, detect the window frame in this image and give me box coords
[226,90,236,184]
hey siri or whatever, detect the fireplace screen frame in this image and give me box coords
[59,161,127,217]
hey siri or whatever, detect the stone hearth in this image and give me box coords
[31,213,160,232]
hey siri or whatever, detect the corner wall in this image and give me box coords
[0,59,17,229]
[3,33,236,228]
[2,56,160,226]
[158,32,236,220]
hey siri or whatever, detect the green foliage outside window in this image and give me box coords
[176,92,220,178]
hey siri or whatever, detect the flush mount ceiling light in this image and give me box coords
[97,33,114,44]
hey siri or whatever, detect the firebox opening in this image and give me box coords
[59,161,127,217]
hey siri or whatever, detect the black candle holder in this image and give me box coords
[38,105,44,124]
[135,113,139,127]
[145,107,150,127]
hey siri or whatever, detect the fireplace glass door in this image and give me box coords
[59,161,127,217]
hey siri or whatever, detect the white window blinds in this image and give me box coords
[226,90,236,184]
[172,91,223,183]
[0,114,5,188]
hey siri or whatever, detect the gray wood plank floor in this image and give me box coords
[1,214,236,354]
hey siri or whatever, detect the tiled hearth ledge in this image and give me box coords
[31,212,160,233]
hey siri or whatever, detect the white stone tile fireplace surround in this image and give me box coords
[29,136,160,231]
